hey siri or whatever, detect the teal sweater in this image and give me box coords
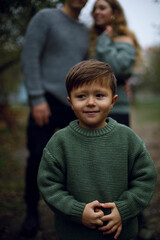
[95,33,136,114]
[38,118,157,240]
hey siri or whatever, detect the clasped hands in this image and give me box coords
[82,200,122,240]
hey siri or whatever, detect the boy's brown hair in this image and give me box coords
[66,59,117,97]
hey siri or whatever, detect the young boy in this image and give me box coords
[38,60,157,240]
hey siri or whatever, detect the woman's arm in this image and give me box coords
[95,33,136,79]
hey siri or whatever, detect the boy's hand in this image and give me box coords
[82,200,104,229]
[98,202,122,239]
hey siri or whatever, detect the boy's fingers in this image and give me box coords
[92,200,100,207]
[100,224,122,237]
[94,207,104,217]
[102,225,117,235]
[101,215,111,222]
[96,219,103,226]
[95,207,101,212]
[98,223,112,231]
[114,225,122,239]
[101,202,115,208]
[96,213,104,219]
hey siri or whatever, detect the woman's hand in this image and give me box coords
[104,25,113,37]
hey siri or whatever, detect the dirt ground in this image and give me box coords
[0,106,160,240]
[131,112,160,240]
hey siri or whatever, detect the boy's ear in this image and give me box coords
[67,96,73,109]
[67,96,71,104]
[110,94,118,109]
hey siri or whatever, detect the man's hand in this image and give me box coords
[98,202,122,239]
[32,102,51,126]
[82,200,104,229]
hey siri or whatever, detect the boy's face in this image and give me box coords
[68,81,118,130]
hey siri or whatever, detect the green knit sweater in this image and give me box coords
[38,118,157,240]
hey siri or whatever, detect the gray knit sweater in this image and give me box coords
[21,8,89,106]
[95,33,136,115]
[38,118,157,240]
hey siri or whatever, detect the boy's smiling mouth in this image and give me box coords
[84,110,100,115]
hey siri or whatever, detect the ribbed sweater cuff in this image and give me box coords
[70,202,86,223]
[30,95,46,106]
[99,33,111,43]
[114,201,131,224]
[97,34,111,52]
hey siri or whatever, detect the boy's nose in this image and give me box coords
[86,96,96,106]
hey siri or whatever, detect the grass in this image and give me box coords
[131,97,160,124]
[0,105,28,215]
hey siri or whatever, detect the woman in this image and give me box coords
[89,0,141,126]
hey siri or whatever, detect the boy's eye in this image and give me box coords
[96,93,105,98]
[77,94,86,99]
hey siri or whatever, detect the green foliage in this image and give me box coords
[0,0,64,104]
[0,105,28,215]
[144,47,160,93]
[134,47,160,95]
[0,0,64,49]
[132,98,160,123]
[0,47,21,103]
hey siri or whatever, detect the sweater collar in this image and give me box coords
[69,117,116,137]
[59,8,83,25]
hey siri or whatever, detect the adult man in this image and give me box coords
[21,0,89,236]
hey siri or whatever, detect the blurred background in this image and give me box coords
[0,0,160,239]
